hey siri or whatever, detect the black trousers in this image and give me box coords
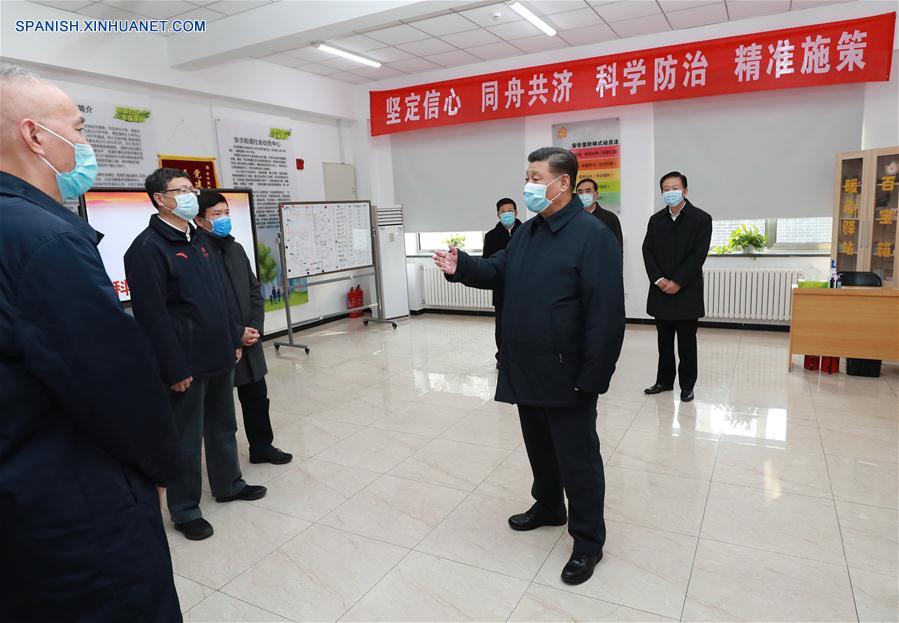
[236,377,274,452]
[518,399,605,555]
[167,370,245,524]
[493,296,504,361]
[655,318,699,391]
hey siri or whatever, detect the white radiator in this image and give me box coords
[423,268,493,309]
[703,268,803,322]
[422,267,803,322]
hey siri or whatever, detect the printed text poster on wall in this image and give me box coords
[370,12,895,136]
[215,118,308,334]
[553,120,621,214]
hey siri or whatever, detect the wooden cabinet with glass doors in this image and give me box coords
[833,147,899,288]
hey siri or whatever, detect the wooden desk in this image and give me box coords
[788,287,899,370]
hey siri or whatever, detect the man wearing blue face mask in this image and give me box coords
[641,171,713,403]
[196,190,292,466]
[0,65,182,621]
[433,147,624,586]
[125,168,267,541]
[482,197,522,368]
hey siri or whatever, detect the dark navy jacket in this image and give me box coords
[450,197,625,406]
[125,215,243,385]
[0,171,182,621]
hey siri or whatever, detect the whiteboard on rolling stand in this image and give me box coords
[372,205,410,320]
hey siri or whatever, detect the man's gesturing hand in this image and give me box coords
[432,246,459,276]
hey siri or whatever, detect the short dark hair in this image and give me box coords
[576,178,598,192]
[527,147,578,187]
[496,197,516,211]
[198,190,228,218]
[145,168,190,209]
[659,171,688,191]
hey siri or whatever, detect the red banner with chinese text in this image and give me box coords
[370,12,895,137]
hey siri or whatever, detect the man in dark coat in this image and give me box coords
[0,65,182,622]
[196,190,292,465]
[576,177,623,250]
[433,147,625,586]
[125,168,267,542]
[641,171,713,403]
[482,197,522,368]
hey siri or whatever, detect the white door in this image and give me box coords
[323,163,356,201]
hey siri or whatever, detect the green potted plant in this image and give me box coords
[713,224,768,255]
[444,234,467,249]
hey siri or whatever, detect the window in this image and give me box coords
[710,219,766,250]
[417,231,485,253]
[767,217,832,250]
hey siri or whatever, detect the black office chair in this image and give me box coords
[838,271,884,376]
[839,271,882,287]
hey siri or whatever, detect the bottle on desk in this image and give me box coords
[829,259,841,288]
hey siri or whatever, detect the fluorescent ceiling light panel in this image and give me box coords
[508,2,557,37]
[316,44,382,68]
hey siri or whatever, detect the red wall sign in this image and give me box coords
[370,12,895,137]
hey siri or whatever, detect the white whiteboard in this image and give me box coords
[281,201,373,277]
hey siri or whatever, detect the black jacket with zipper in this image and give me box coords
[448,198,625,406]
[125,214,243,385]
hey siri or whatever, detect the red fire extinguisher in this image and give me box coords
[348,285,364,318]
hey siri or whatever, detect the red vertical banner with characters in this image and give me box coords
[158,155,220,189]
[553,119,621,213]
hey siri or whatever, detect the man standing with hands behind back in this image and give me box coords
[641,171,712,403]
[482,197,521,368]
[433,147,624,586]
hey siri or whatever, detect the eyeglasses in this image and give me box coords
[161,187,200,196]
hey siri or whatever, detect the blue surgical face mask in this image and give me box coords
[499,212,516,227]
[210,215,232,237]
[663,189,684,207]
[524,175,563,214]
[161,192,200,222]
[578,193,595,208]
[35,122,98,200]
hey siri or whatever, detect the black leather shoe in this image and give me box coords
[681,390,695,402]
[250,446,293,465]
[561,551,603,585]
[644,383,674,395]
[508,509,567,531]
[174,518,214,541]
[216,484,267,503]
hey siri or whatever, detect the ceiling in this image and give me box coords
[31,0,856,84]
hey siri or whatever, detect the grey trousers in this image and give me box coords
[167,369,246,524]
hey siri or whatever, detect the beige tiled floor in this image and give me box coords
[171,316,898,622]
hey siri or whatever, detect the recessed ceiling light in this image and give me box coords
[508,2,557,37]
[316,44,382,68]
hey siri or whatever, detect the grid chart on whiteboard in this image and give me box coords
[282,202,372,277]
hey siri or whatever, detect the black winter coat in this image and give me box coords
[0,172,181,621]
[591,205,623,251]
[125,215,243,385]
[641,200,713,320]
[198,230,268,387]
[449,198,625,406]
[482,219,521,305]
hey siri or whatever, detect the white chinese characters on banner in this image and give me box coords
[552,70,573,103]
[377,28,870,130]
[482,81,499,112]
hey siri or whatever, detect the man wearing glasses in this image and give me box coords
[125,168,267,541]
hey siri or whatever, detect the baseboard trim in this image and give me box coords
[262,309,372,342]
[410,308,789,332]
